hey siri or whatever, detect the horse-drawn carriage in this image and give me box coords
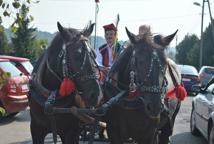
[28,22,186,144]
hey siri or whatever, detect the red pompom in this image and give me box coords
[166,84,187,101]
[59,78,75,97]
[176,84,187,101]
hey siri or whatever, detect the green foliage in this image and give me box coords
[0,0,39,25]
[176,20,214,69]
[0,26,13,54]
[0,0,46,61]
[176,34,199,68]
[202,22,214,66]
[11,3,37,60]
[12,1,21,9]
[31,39,47,59]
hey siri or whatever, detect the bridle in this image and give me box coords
[129,48,168,95]
[46,34,98,86]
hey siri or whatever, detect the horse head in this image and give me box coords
[46,22,103,108]
[125,27,177,118]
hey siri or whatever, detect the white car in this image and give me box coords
[190,78,214,144]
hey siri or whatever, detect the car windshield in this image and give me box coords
[178,65,198,75]
[0,61,22,77]
[20,61,33,74]
[207,83,214,93]
[204,68,214,75]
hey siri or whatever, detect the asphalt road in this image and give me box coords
[0,97,208,144]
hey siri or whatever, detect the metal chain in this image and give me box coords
[129,70,137,92]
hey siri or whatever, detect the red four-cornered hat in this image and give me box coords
[103,23,117,31]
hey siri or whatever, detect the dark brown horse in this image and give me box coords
[102,27,179,144]
[28,22,103,144]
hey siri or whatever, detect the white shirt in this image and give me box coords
[96,44,114,67]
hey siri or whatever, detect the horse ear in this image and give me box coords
[82,23,95,37]
[157,30,178,47]
[57,22,70,41]
[125,27,137,44]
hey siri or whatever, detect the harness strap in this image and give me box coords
[46,59,62,82]
[167,63,178,87]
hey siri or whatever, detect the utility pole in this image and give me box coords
[94,0,99,49]
[199,0,205,68]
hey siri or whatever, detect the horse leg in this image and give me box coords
[106,125,123,144]
[158,122,171,144]
[30,120,47,144]
[159,102,181,144]
[59,130,79,144]
[135,130,156,144]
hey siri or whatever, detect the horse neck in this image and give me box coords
[111,47,132,89]
[42,40,63,89]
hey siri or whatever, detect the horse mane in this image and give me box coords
[108,46,132,76]
[47,33,63,55]
[166,58,181,82]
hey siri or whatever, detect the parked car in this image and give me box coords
[199,66,214,87]
[178,64,200,95]
[190,77,214,144]
[0,59,29,117]
[0,55,33,78]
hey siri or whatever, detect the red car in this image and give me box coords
[0,59,29,117]
[0,55,33,78]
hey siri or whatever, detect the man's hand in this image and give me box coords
[99,66,110,74]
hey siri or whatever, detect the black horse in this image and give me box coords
[102,27,180,144]
[28,22,103,144]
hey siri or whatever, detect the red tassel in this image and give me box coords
[166,84,187,101]
[176,84,187,101]
[166,89,176,99]
[59,78,75,97]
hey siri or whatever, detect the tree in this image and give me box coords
[11,3,38,60]
[31,38,48,59]
[202,21,214,66]
[0,26,12,54]
[176,34,199,68]
[0,0,39,27]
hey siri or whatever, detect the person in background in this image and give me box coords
[96,23,123,83]
[95,23,123,139]
[138,24,151,35]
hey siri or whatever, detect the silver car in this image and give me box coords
[190,77,214,144]
[199,66,214,87]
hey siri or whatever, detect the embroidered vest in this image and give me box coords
[99,43,122,67]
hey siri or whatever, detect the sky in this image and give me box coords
[2,0,214,47]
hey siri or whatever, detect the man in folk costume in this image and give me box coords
[96,23,123,83]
